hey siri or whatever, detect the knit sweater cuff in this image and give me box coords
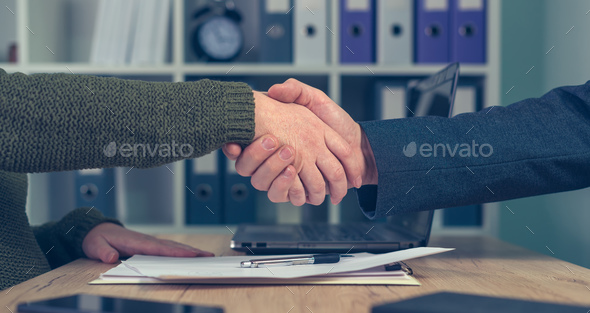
[221,81,256,144]
[58,207,123,259]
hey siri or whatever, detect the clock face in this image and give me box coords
[197,16,243,61]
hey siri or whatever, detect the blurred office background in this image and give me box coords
[0,0,588,268]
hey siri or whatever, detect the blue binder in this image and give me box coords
[415,0,450,63]
[340,0,375,63]
[450,0,486,63]
[75,168,116,218]
[185,151,222,224]
[443,205,482,226]
[221,153,257,224]
[260,0,293,63]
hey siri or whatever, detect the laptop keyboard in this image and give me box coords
[299,224,384,241]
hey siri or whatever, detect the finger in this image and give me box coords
[158,239,215,257]
[235,134,279,176]
[222,143,243,161]
[324,127,363,188]
[298,163,326,206]
[288,176,307,206]
[126,236,202,258]
[83,234,120,264]
[316,153,347,205]
[267,165,297,203]
[250,146,295,191]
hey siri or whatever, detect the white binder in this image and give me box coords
[377,0,413,65]
[378,83,407,119]
[452,86,477,116]
[294,0,328,65]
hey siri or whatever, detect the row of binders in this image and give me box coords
[90,0,171,65]
[261,0,486,64]
[71,154,257,225]
[185,152,258,225]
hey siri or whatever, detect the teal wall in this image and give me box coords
[499,0,590,268]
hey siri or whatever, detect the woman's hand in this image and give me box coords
[82,223,214,263]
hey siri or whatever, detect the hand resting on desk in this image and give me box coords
[82,223,214,264]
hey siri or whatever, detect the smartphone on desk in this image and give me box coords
[17,294,223,313]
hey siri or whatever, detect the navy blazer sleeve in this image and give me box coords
[356,81,590,219]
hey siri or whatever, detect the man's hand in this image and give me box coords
[82,223,214,263]
[267,80,377,186]
[236,91,362,205]
[224,82,377,205]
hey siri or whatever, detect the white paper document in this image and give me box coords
[96,247,452,282]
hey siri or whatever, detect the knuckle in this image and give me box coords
[309,180,326,195]
[340,143,353,159]
[331,165,346,182]
[289,188,305,204]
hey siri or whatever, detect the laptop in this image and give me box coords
[231,63,460,254]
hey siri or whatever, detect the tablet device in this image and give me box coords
[371,292,587,313]
[17,294,223,313]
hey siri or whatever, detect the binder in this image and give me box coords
[415,0,450,63]
[152,0,171,64]
[260,0,293,63]
[444,84,482,227]
[185,151,222,224]
[75,168,116,218]
[450,0,486,63]
[451,85,476,116]
[374,81,408,120]
[376,0,413,65]
[294,0,328,65]
[443,205,482,226]
[222,155,257,224]
[340,0,375,63]
[130,0,157,65]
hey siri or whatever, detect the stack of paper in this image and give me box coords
[90,247,453,286]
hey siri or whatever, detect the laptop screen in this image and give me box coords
[408,62,459,118]
[388,63,460,243]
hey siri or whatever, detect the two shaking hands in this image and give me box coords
[223,79,379,206]
[82,79,380,263]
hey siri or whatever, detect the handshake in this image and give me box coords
[223,79,378,206]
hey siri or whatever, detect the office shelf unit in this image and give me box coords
[2,0,501,236]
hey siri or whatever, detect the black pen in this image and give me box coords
[240,253,345,268]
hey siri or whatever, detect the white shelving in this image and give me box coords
[7,0,501,235]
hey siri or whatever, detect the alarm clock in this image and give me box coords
[192,1,244,62]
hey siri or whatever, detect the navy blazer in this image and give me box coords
[357,81,590,219]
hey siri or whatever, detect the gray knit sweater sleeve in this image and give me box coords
[0,69,255,173]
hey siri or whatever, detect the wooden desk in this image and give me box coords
[2,235,590,312]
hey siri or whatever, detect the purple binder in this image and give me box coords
[415,0,450,63]
[450,0,486,63]
[340,0,375,63]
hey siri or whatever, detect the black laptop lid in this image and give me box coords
[387,63,460,245]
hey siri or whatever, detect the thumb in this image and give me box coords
[83,235,120,263]
[268,78,316,108]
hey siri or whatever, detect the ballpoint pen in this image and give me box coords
[240,253,346,268]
